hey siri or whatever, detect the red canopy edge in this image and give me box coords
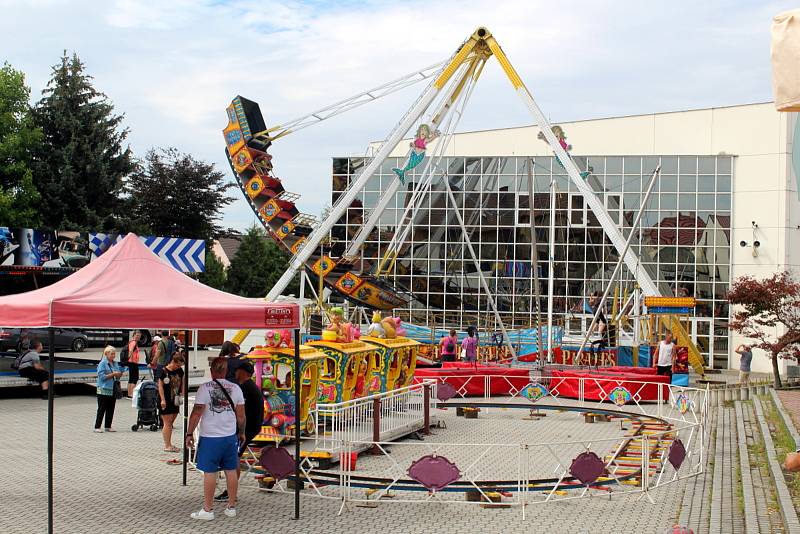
[0,233,298,329]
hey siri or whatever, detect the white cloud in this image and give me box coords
[0,0,795,232]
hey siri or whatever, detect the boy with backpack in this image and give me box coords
[150,330,175,379]
[439,329,458,363]
[13,339,50,399]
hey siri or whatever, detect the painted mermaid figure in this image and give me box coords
[537,125,590,178]
[392,123,439,184]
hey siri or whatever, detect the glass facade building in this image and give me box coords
[331,154,733,367]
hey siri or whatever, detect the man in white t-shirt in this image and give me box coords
[186,357,245,521]
[656,332,676,377]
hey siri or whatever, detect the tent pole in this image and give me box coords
[182,329,190,486]
[47,327,55,534]
[293,328,301,520]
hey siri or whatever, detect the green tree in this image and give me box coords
[198,243,226,290]
[32,52,134,231]
[225,226,273,298]
[0,62,42,227]
[123,147,233,240]
[225,226,299,298]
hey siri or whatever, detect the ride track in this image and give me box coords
[255,402,676,494]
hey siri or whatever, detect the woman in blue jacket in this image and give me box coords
[95,345,123,433]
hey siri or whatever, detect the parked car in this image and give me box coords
[0,328,90,352]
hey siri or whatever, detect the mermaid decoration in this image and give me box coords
[392,123,440,184]
[537,125,590,178]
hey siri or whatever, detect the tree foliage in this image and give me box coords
[0,62,42,227]
[32,52,134,231]
[198,243,226,290]
[225,226,298,298]
[123,147,233,240]
[727,271,800,387]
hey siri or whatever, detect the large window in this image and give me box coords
[332,154,733,365]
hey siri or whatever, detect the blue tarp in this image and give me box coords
[638,344,652,367]
[400,322,563,355]
[617,346,634,367]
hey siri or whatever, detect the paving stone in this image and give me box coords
[0,394,700,533]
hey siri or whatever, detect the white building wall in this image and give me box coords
[365,103,794,373]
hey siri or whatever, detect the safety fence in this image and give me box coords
[413,373,707,426]
[309,381,437,455]
[338,420,704,517]
[242,378,707,517]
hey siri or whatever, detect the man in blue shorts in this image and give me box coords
[186,357,245,521]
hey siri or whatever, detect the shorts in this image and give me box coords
[196,434,239,473]
[19,366,49,384]
[125,362,139,384]
[739,371,750,382]
[656,365,673,377]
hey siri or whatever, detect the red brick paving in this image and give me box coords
[776,390,800,434]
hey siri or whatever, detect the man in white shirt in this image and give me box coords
[186,357,245,521]
[656,332,676,377]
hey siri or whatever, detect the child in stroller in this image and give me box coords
[131,380,161,431]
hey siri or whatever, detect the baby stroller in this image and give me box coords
[132,380,160,432]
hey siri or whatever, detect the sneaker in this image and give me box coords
[104,428,116,432]
[93,428,103,433]
[214,490,229,502]
[190,508,215,521]
[223,507,236,518]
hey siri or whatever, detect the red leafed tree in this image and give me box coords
[727,271,800,388]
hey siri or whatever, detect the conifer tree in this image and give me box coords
[32,52,134,230]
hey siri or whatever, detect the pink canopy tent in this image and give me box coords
[0,233,299,329]
[0,233,301,532]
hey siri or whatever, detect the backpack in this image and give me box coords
[120,343,130,364]
[445,340,455,353]
[12,350,35,371]
[165,337,176,357]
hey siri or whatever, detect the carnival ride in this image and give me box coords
[223,26,707,377]
[245,342,325,442]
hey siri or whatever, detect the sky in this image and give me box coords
[0,0,794,233]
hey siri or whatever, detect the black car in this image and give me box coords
[0,328,89,352]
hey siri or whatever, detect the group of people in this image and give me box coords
[92,330,186,443]
[186,349,264,521]
[438,327,479,363]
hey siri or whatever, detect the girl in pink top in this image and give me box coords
[439,329,458,362]
[461,327,478,363]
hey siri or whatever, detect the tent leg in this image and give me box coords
[294,328,301,520]
[47,327,55,534]
[182,329,190,486]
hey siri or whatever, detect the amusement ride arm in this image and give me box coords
[265,30,489,301]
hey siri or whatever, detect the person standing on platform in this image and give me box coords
[656,332,676,377]
[735,344,753,384]
[94,345,122,433]
[439,329,458,363]
[186,357,245,521]
[462,327,479,364]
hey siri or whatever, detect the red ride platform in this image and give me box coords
[413,362,530,397]
[549,366,670,402]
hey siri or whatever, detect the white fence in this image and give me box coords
[310,381,437,455]
[244,375,706,517]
